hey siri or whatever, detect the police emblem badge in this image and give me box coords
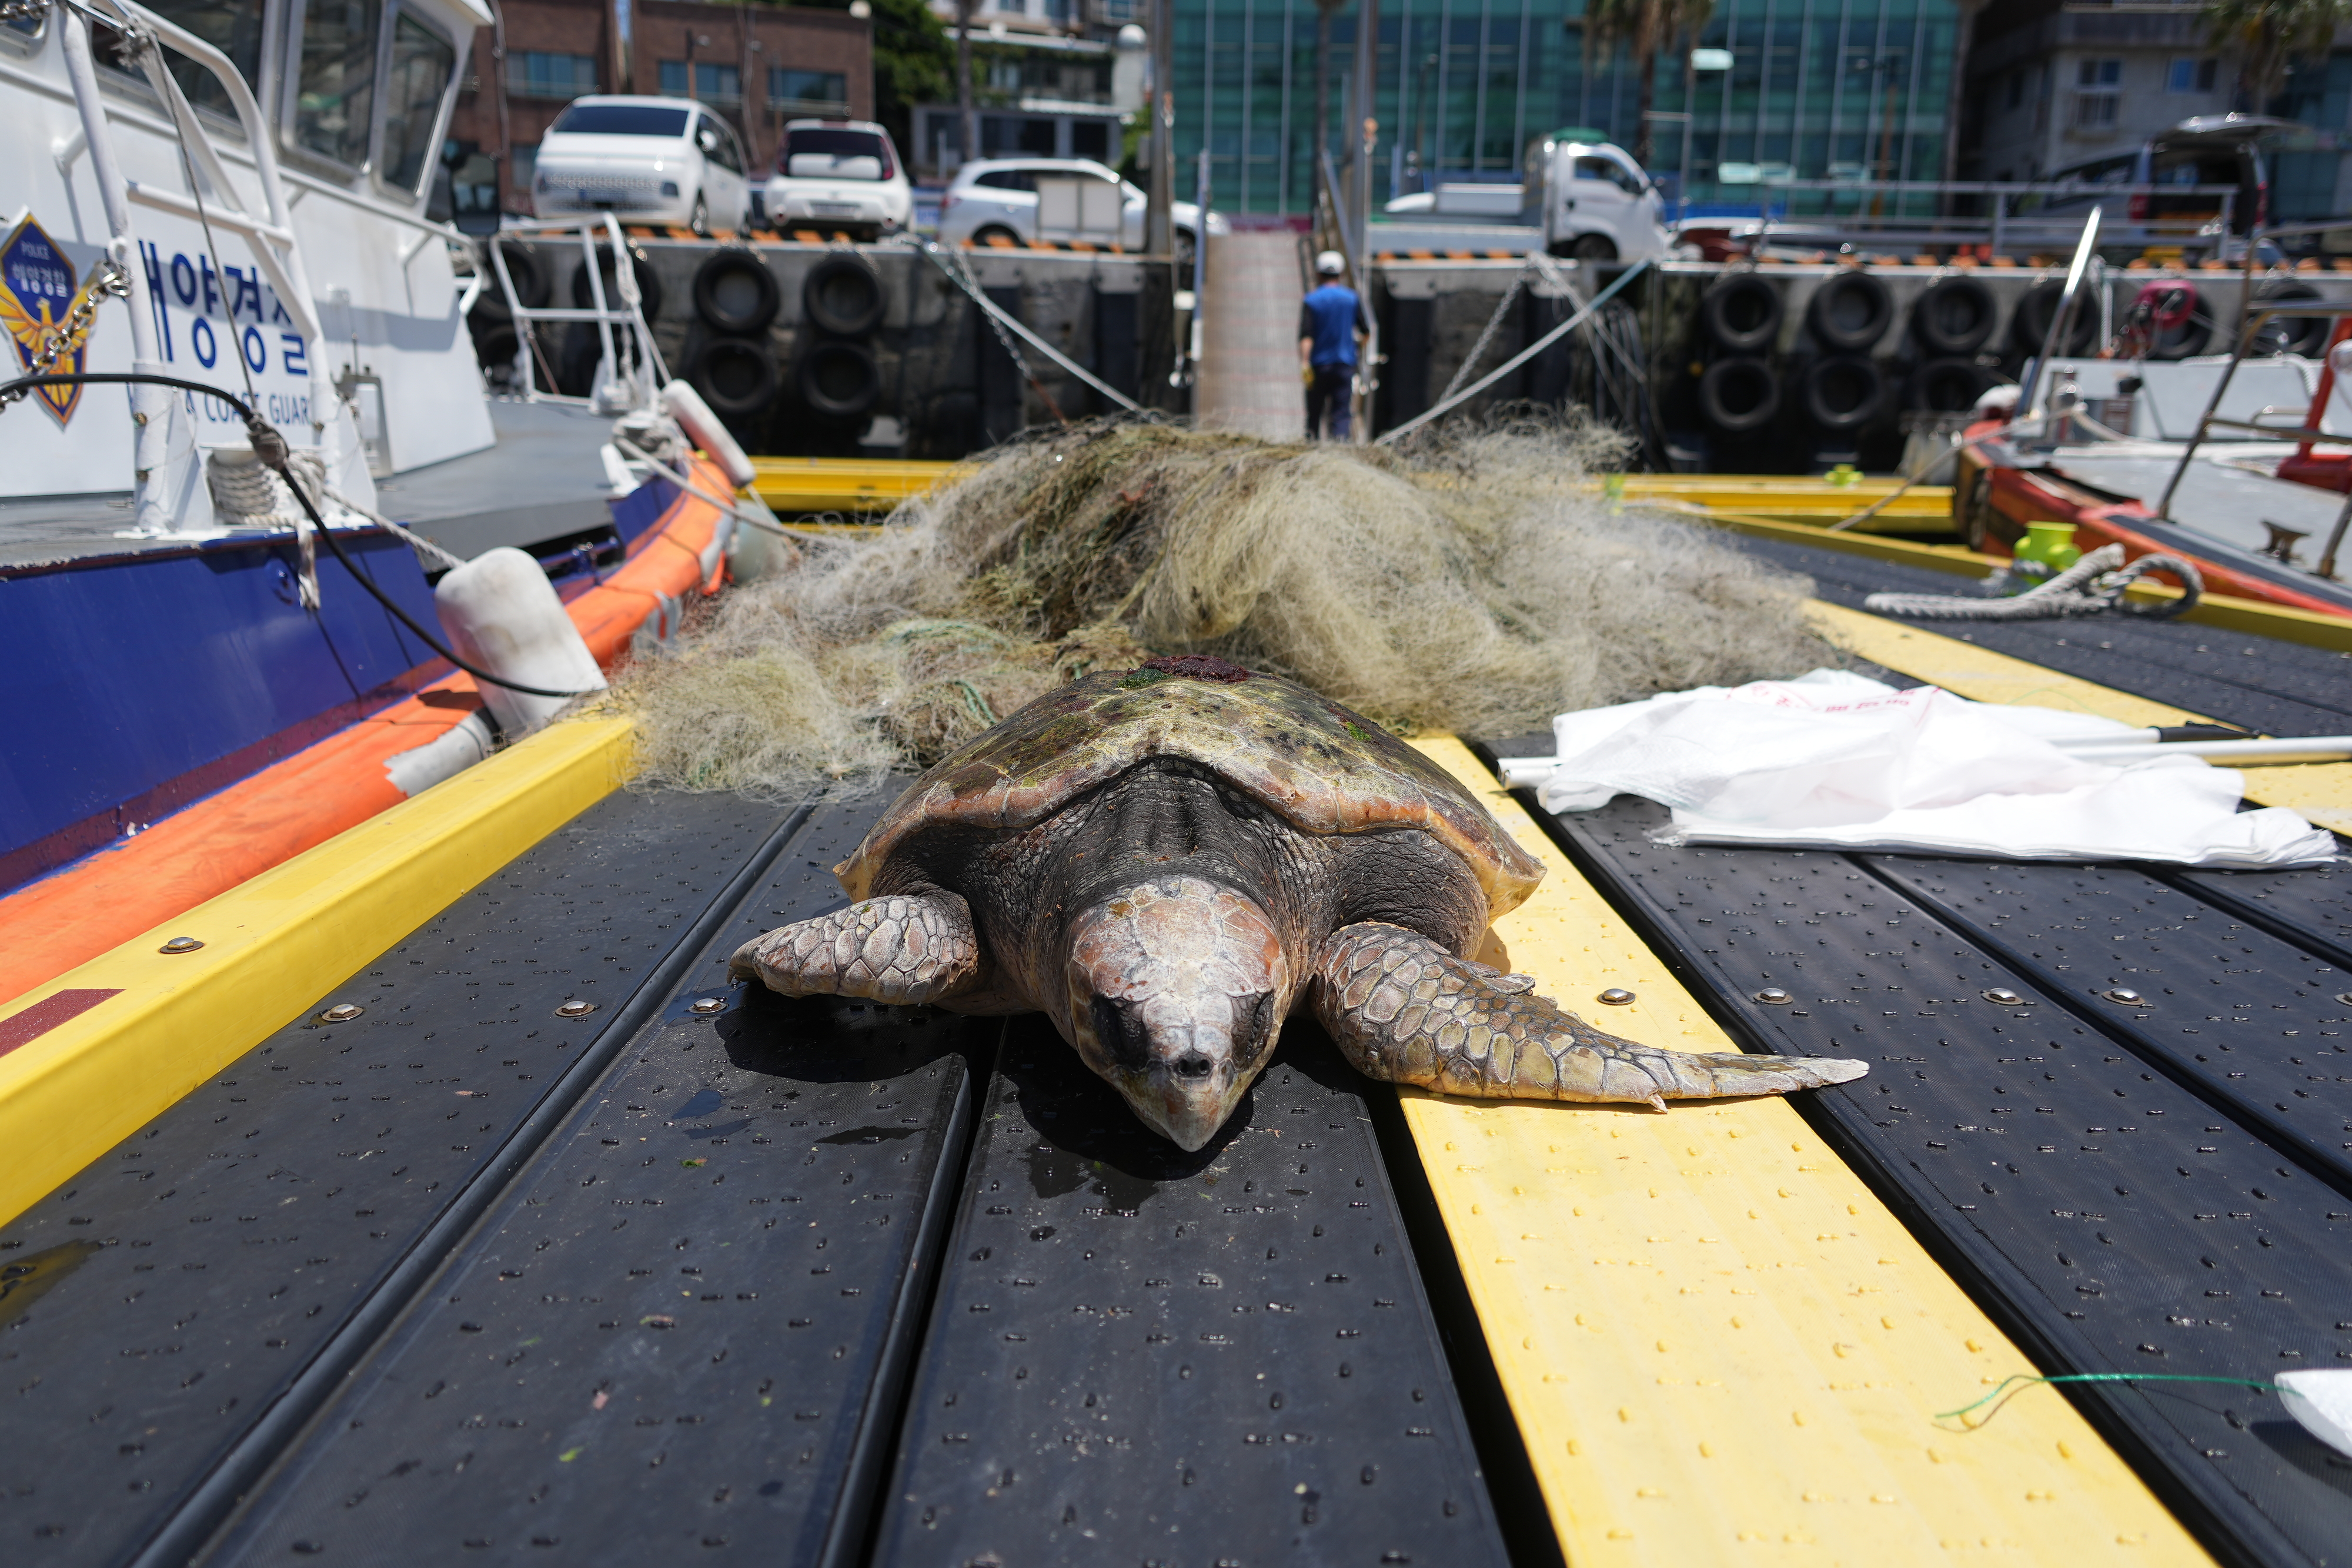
[1,213,96,426]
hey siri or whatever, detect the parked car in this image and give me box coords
[937,158,1227,265]
[532,96,751,235]
[763,120,914,240]
[1521,133,1671,262]
[2012,114,2277,253]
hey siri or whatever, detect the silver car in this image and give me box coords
[938,158,1225,264]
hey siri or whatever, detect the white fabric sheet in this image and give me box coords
[1531,670,2334,868]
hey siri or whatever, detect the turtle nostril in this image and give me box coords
[1172,1052,1214,1080]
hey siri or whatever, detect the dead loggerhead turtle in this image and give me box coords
[730,655,1865,1151]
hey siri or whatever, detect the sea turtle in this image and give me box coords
[729,655,1866,1150]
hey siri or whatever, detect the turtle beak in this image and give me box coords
[1107,997,1269,1153]
[1064,878,1288,1153]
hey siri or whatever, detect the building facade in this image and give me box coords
[1961,0,2351,223]
[1168,0,1965,219]
[443,0,874,219]
[911,0,1143,179]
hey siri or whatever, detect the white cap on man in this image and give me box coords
[1315,250,1345,276]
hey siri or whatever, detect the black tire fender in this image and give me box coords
[692,248,780,334]
[490,240,551,309]
[797,339,881,419]
[2009,279,2097,356]
[1909,357,1989,413]
[687,335,780,418]
[1912,276,1996,356]
[1696,356,1782,433]
[803,253,886,336]
[1806,269,1893,352]
[571,245,663,322]
[1700,273,1783,353]
[1799,355,1886,430]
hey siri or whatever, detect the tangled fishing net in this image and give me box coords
[611,418,1840,799]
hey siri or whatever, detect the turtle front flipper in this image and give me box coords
[729,891,983,1006]
[1308,922,1866,1109]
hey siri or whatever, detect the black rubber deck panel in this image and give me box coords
[2168,862,2352,975]
[201,805,990,1568]
[1486,780,2352,1568]
[872,1016,1511,1568]
[0,790,799,1568]
[1862,860,2352,1193]
[1720,531,2352,738]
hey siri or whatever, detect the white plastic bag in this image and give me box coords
[1532,671,2333,868]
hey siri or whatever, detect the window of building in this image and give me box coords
[2073,58,2122,129]
[659,60,739,103]
[696,63,740,105]
[2167,58,2219,93]
[380,13,455,193]
[770,68,847,111]
[510,51,598,100]
[2006,71,2023,111]
[293,0,381,168]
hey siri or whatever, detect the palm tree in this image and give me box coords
[2203,0,2352,112]
[1583,0,1718,168]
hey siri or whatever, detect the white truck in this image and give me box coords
[1380,131,1671,262]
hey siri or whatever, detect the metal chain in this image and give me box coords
[0,255,132,407]
[1436,259,1532,406]
[946,245,1069,426]
[0,0,50,21]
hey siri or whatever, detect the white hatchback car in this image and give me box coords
[764,121,913,240]
[938,158,1226,263]
[532,96,751,235]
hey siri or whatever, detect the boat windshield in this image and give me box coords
[380,13,455,193]
[550,103,693,137]
[293,0,380,168]
[95,0,265,123]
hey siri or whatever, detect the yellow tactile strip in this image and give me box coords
[1400,737,2210,1566]
[0,716,635,1229]
[1809,601,2352,837]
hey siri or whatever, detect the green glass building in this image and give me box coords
[1170,0,1963,218]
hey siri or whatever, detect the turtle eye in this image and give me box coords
[1089,994,1151,1071]
[1231,990,1277,1066]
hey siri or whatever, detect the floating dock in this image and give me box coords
[3,524,2345,1566]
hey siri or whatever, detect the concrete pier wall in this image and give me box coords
[470,240,1152,459]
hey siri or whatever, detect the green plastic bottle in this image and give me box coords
[2013,521,2081,573]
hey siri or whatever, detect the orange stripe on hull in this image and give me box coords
[0,462,731,1008]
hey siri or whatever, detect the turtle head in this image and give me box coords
[1063,876,1289,1153]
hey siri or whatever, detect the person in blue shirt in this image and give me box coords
[1298,250,1368,441]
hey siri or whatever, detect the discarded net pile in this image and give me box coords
[612,420,1839,799]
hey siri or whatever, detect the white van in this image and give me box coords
[533,96,751,235]
[1522,132,1671,262]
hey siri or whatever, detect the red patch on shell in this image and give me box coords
[1139,654,1252,683]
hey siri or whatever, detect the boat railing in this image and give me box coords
[1692,179,2242,258]
[486,215,669,413]
[2154,294,2352,577]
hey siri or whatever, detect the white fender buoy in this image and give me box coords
[662,379,757,489]
[433,547,606,739]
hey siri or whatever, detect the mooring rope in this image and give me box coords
[1862,543,2203,621]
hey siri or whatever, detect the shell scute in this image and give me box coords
[834,668,1543,914]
